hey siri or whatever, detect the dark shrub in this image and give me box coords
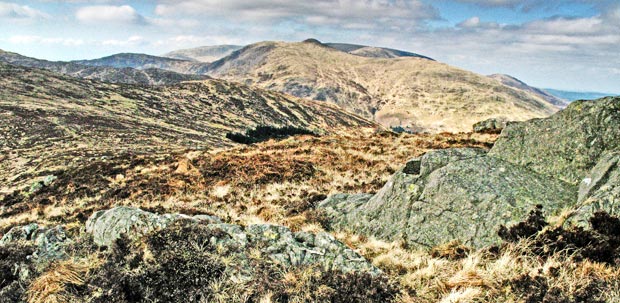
[498,208,620,264]
[226,125,317,144]
[87,222,227,303]
[0,242,36,303]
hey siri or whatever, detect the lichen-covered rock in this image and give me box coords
[489,97,620,185]
[472,117,509,134]
[0,223,69,265]
[570,152,620,225]
[322,153,576,248]
[86,207,379,277]
[85,206,221,246]
[323,98,620,249]
[320,193,373,218]
[413,147,487,177]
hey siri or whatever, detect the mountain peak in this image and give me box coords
[302,38,324,45]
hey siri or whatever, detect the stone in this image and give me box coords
[85,206,221,246]
[322,149,576,249]
[0,223,70,265]
[489,97,620,185]
[472,117,509,134]
[570,152,620,225]
[85,207,380,276]
[322,98,620,249]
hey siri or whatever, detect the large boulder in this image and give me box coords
[489,97,620,185]
[85,207,379,276]
[321,97,619,249]
[322,150,576,248]
[570,152,620,225]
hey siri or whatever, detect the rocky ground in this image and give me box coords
[1,88,619,301]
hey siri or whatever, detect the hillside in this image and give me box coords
[205,40,560,132]
[0,61,376,195]
[73,53,210,74]
[4,98,620,302]
[0,50,210,85]
[324,42,434,60]
[163,45,244,62]
[488,74,569,108]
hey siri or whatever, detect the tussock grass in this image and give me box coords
[27,258,96,303]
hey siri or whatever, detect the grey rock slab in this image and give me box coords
[489,97,620,185]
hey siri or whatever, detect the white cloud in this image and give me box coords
[0,2,49,19]
[101,35,145,46]
[454,0,521,7]
[8,35,84,46]
[457,16,501,29]
[154,0,439,29]
[75,5,146,25]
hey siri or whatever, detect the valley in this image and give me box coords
[1,30,619,302]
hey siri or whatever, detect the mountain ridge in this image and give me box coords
[204,40,560,132]
[488,74,569,108]
[0,50,210,85]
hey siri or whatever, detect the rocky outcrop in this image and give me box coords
[85,207,379,275]
[0,223,69,265]
[321,149,576,248]
[321,98,619,249]
[472,117,509,134]
[571,152,620,225]
[489,97,620,185]
[85,206,221,246]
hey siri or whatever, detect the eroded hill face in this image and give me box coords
[163,45,245,63]
[488,74,569,108]
[0,62,376,195]
[72,53,211,74]
[206,41,560,133]
[0,50,210,85]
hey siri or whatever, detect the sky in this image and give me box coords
[0,0,619,93]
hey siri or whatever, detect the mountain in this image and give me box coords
[205,40,560,133]
[163,45,244,63]
[72,53,210,74]
[0,50,210,85]
[488,74,569,108]
[0,61,377,193]
[324,42,434,60]
[543,88,618,102]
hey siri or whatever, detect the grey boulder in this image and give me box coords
[85,206,221,246]
[570,152,620,225]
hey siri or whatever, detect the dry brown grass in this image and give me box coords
[27,258,96,303]
[334,230,620,303]
[1,131,495,233]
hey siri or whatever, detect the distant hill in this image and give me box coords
[0,50,210,85]
[488,74,569,108]
[204,40,560,133]
[324,42,434,60]
[73,53,210,74]
[543,88,618,102]
[163,45,244,63]
[0,61,377,193]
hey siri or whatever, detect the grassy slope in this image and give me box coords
[4,129,619,302]
[208,41,559,133]
[0,62,376,195]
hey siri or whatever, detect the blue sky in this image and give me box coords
[1,0,619,93]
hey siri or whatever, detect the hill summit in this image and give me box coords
[206,40,560,132]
